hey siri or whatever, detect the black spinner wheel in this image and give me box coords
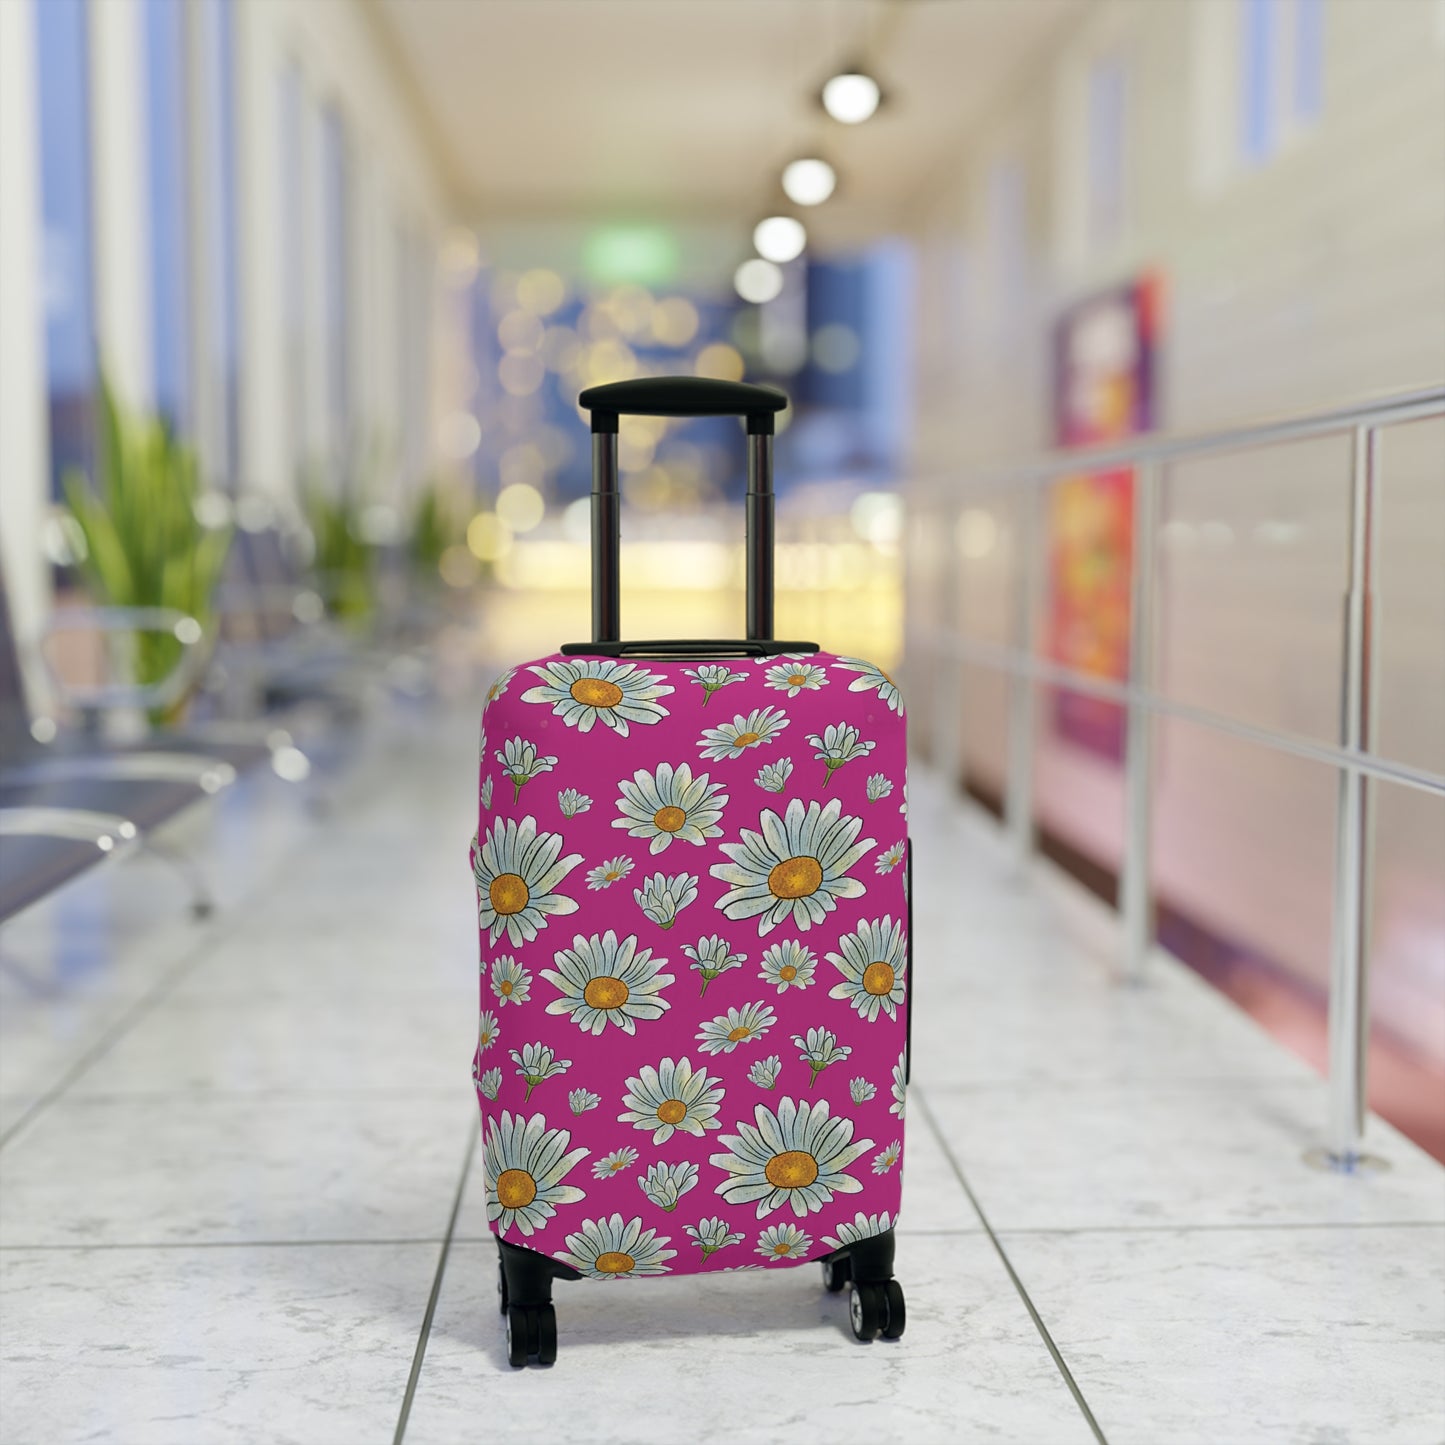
[881,1279,907,1340]
[505,1305,529,1368]
[497,1257,509,1316]
[534,1303,558,1366]
[848,1281,886,1342]
[821,1255,852,1294]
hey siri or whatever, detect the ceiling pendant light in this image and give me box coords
[821,68,882,125]
[781,157,836,207]
[753,215,807,264]
[734,258,785,304]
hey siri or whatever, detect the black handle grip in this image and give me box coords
[562,639,818,659]
[579,377,788,434]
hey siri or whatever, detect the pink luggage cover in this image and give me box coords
[472,649,908,1279]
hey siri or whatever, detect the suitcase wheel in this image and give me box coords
[821,1255,852,1293]
[505,1303,557,1368]
[497,1258,509,1316]
[849,1280,907,1343]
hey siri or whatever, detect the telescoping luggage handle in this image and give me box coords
[568,377,816,657]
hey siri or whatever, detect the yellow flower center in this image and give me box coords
[773,1242,792,1255]
[789,674,807,687]
[653,805,688,833]
[863,962,896,996]
[778,964,798,982]
[768,855,823,900]
[726,1025,753,1042]
[496,1169,537,1210]
[489,873,530,915]
[608,1159,627,1173]
[733,731,761,747]
[605,869,623,882]
[571,677,624,708]
[656,1099,688,1125]
[499,980,513,996]
[764,1151,819,1190]
[594,1251,635,1274]
[583,976,630,1010]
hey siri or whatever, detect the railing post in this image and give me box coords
[1005,484,1041,865]
[1120,461,1160,983]
[1320,425,1380,1172]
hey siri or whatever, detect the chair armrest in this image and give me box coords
[39,607,209,713]
[2,751,237,793]
[0,806,139,850]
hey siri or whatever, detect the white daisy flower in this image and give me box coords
[891,1052,907,1119]
[683,664,749,705]
[480,776,494,811]
[685,1216,745,1259]
[758,939,816,992]
[723,1263,766,1272]
[755,757,794,794]
[477,1066,502,1101]
[569,1088,600,1115]
[875,840,906,875]
[509,1042,572,1102]
[617,1055,725,1143]
[793,1026,852,1089]
[557,787,592,818]
[756,1222,813,1262]
[821,1211,897,1252]
[613,762,727,854]
[634,871,699,930]
[639,1160,699,1212]
[807,722,875,787]
[495,736,558,804]
[477,1010,500,1053]
[696,1001,777,1055]
[900,780,908,816]
[849,1077,877,1104]
[473,816,583,946]
[482,1111,588,1237]
[586,855,634,890]
[710,797,873,936]
[834,656,904,715]
[592,1147,639,1180]
[873,1140,902,1174]
[698,706,790,761]
[764,661,829,697]
[490,956,531,1007]
[484,667,517,704]
[710,1096,873,1219]
[558,1213,676,1279]
[683,934,747,996]
[521,658,674,736]
[747,1054,782,1088]
[865,773,893,803]
[542,930,674,1035]
[827,915,908,1023]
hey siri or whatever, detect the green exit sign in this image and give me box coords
[583,226,678,286]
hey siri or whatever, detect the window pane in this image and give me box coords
[198,0,240,484]
[35,0,96,499]
[144,0,190,434]
[321,104,351,474]
[1241,0,1276,162]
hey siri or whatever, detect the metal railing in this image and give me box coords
[906,384,1445,1172]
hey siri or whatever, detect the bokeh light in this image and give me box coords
[516,268,566,315]
[821,72,881,125]
[497,309,544,353]
[466,511,514,561]
[812,322,861,373]
[781,157,836,206]
[753,216,806,263]
[851,491,903,545]
[496,482,546,533]
[734,258,784,304]
[498,352,544,396]
[650,297,700,347]
[694,342,745,382]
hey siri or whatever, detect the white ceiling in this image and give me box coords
[375,0,1083,252]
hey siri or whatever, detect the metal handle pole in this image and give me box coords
[746,430,774,641]
[1121,462,1160,982]
[1005,486,1042,865]
[1324,425,1378,1170]
[591,430,621,643]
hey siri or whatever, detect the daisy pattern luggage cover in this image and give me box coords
[470,378,909,1292]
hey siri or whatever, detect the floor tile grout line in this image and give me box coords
[394,1125,477,1445]
[915,1086,1110,1445]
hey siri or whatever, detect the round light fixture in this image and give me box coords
[781,157,836,207]
[734,258,784,304]
[821,70,882,125]
[753,215,807,264]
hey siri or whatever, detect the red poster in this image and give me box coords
[1048,276,1159,761]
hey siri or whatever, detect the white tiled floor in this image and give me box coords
[1,698,1442,1444]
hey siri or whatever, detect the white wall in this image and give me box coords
[903,0,1445,1062]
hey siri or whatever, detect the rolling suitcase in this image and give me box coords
[471,377,910,1366]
